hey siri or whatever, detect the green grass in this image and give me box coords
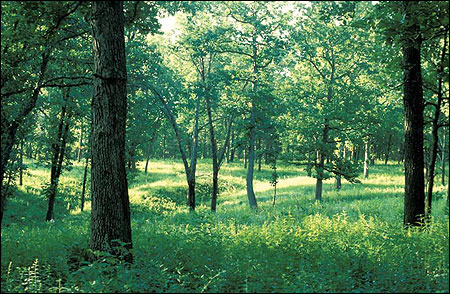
[1,158,449,293]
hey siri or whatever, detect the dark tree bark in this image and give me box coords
[402,1,425,227]
[90,1,132,261]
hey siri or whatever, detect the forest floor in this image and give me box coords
[1,159,449,293]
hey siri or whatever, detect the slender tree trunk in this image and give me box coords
[425,32,447,219]
[385,134,392,165]
[402,1,425,227]
[90,1,132,261]
[257,137,262,172]
[77,127,83,162]
[315,122,329,201]
[441,133,446,186]
[369,142,375,165]
[336,138,344,190]
[229,130,235,163]
[144,143,151,174]
[45,101,67,222]
[203,131,208,159]
[81,156,89,212]
[162,134,166,159]
[244,149,247,169]
[307,152,312,177]
[19,139,23,186]
[186,93,201,211]
[364,140,369,179]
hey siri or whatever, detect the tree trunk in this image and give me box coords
[162,134,166,159]
[90,1,132,262]
[336,138,344,190]
[19,139,23,186]
[307,152,312,177]
[186,93,201,211]
[441,133,446,186]
[385,134,392,165]
[364,140,369,179]
[81,156,89,212]
[246,109,258,208]
[425,32,446,219]
[402,1,425,227]
[45,101,67,222]
[77,127,83,162]
[229,130,235,163]
[244,149,247,169]
[257,137,262,172]
[315,122,329,201]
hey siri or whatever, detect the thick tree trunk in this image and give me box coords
[402,1,425,227]
[90,1,132,261]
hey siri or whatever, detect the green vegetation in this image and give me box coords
[2,159,448,293]
[1,1,449,293]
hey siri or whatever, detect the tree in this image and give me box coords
[89,1,132,261]
[1,1,89,225]
[222,1,287,209]
[175,9,235,211]
[401,1,425,227]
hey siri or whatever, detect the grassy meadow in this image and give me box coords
[1,159,449,293]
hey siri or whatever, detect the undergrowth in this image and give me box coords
[1,159,449,293]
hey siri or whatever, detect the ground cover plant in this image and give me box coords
[1,159,449,293]
[1,1,449,293]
